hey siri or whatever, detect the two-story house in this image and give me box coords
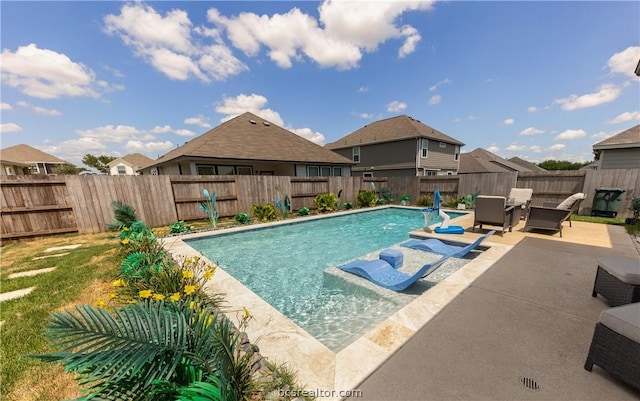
[325,115,465,177]
[592,124,640,170]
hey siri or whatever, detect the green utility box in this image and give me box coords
[591,188,625,218]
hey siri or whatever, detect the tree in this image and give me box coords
[537,159,591,171]
[82,154,117,174]
[51,163,86,175]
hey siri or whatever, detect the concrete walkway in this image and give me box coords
[348,217,640,400]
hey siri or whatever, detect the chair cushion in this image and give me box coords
[599,303,640,343]
[556,193,585,210]
[379,249,403,269]
[508,188,533,204]
[598,256,640,285]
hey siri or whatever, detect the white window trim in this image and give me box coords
[307,165,320,176]
[439,142,447,148]
[333,166,342,176]
[363,172,373,178]
[454,145,460,161]
[353,147,360,163]
[421,139,428,158]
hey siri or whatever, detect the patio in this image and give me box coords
[347,213,640,400]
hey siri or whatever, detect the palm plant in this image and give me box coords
[107,201,139,231]
[34,300,256,400]
[200,189,219,228]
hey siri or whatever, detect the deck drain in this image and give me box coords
[520,377,540,390]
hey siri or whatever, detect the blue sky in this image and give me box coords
[1,1,639,168]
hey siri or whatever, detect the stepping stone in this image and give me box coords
[8,267,56,279]
[0,287,35,302]
[45,244,81,253]
[33,252,69,260]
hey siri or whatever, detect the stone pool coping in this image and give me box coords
[160,207,509,400]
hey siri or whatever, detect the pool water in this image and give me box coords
[186,208,465,351]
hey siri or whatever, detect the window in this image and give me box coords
[197,165,215,175]
[5,166,14,175]
[425,170,438,176]
[454,145,460,161]
[30,164,40,174]
[236,166,253,175]
[307,166,319,176]
[353,147,360,162]
[421,139,428,158]
[363,172,373,178]
[117,165,127,175]
[439,142,446,148]
[333,166,342,176]
[217,166,235,175]
[320,166,332,176]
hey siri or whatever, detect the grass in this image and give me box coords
[571,213,640,234]
[0,232,122,400]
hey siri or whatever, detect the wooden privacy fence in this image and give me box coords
[2,169,639,239]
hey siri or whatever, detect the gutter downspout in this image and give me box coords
[415,137,420,176]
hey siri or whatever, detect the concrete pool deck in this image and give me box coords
[161,209,640,400]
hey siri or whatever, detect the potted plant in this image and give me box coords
[625,197,640,225]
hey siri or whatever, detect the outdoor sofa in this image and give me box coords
[523,193,585,237]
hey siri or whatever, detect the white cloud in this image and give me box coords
[486,145,500,153]
[357,86,369,93]
[503,118,514,125]
[548,144,566,151]
[125,140,174,153]
[554,84,621,110]
[606,111,640,124]
[1,103,13,110]
[0,43,118,99]
[386,100,407,112]
[353,112,374,119]
[554,129,586,141]
[16,101,61,116]
[0,123,22,133]
[428,95,441,105]
[590,131,615,141]
[150,125,173,134]
[76,125,142,143]
[607,46,640,78]
[207,1,434,70]
[40,137,107,165]
[429,78,450,91]
[184,115,212,128]
[175,129,196,137]
[104,4,247,82]
[529,145,542,153]
[519,127,545,136]
[468,115,476,120]
[506,143,526,151]
[289,126,326,145]
[527,106,537,112]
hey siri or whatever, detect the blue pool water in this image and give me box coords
[186,207,464,351]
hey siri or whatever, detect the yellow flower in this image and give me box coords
[94,299,106,308]
[121,238,130,245]
[204,265,216,280]
[169,292,181,302]
[112,279,125,287]
[184,285,197,296]
[189,301,196,309]
[206,315,213,326]
[139,289,153,299]
[152,293,165,301]
[243,306,252,319]
[107,293,117,300]
[182,270,194,279]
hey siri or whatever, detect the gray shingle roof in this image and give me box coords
[0,144,67,164]
[142,112,354,169]
[109,153,154,169]
[508,157,547,172]
[325,115,465,150]
[458,148,532,173]
[593,124,640,150]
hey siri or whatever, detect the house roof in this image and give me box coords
[0,144,67,164]
[593,124,640,150]
[507,157,547,172]
[458,148,532,173]
[108,153,154,169]
[140,112,354,170]
[325,115,465,150]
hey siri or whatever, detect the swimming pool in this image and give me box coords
[186,207,465,351]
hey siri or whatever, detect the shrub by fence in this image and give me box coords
[2,169,638,239]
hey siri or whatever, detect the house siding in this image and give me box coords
[599,148,640,169]
[333,139,417,167]
[419,140,459,171]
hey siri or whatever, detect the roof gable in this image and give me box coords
[593,124,640,150]
[0,144,67,164]
[325,115,465,149]
[143,112,353,169]
[109,153,154,168]
[458,148,532,173]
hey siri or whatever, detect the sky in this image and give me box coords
[1,1,639,169]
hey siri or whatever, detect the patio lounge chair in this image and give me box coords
[338,254,451,291]
[523,193,585,237]
[584,302,640,391]
[508,188,533,219]
[472,196,516,236]
[401,230,495,258]
[541,192,586,227]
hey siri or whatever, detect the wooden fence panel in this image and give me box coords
[418,176,460,201]
[171,176,239,220]
[516,171,585,208]
[582,169,640,218]
[290,177,330,210]
[458,172,517,198]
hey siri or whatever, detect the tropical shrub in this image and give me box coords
[416,196,433,207]
[357,189,377,208]
[107,200,138,231]
[200,189,218,228]
[313,193,338,213]
[630,197,640,219]
[344,202,353,210]
[35,299,257,401]
[274,184,291,219]
[379,187,394,204]
[296,207,310,216]
[119,221,157,255]
[170,221,191,234]
[400,195,410,206]
[251,204,278,222]
[235,212,251,224]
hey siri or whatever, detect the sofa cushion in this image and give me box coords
[598,256,640,285]
[556,193,585,210]
[599,302,640,343]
